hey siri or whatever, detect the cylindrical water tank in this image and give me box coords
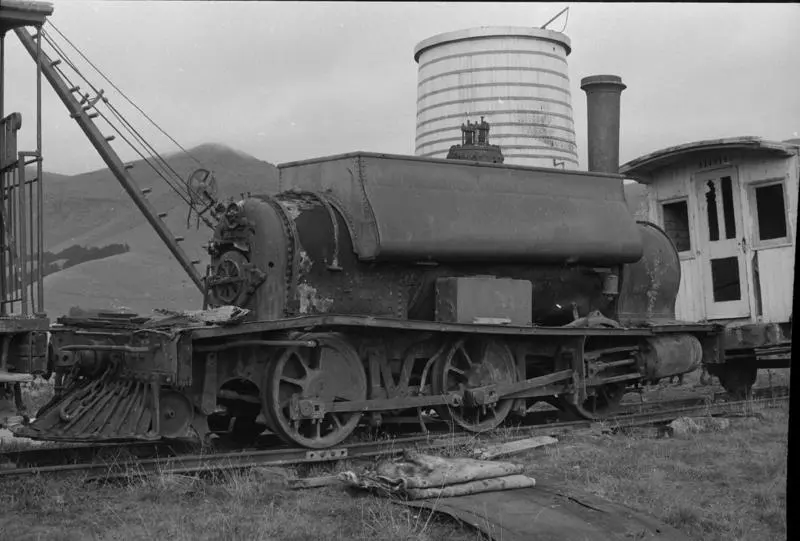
[414,27,578,169]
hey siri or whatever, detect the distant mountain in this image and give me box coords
[39,143,278,318]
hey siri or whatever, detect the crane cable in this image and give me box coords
[46,21,206,170]
[40,25,215,227]
[42,31,196,205]
[40,30,196,207]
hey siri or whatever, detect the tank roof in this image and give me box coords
[414,26,571,62]
[0,0,53,33]
[277,150,620,179]
[620,136,800,182]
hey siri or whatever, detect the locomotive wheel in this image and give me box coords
[715,364,757,400]
[263,333,366,449]
[559,383,626,420]
[158,390,195,438]
[431,338,517,432]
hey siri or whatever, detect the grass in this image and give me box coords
[527,400,788,541]
[1,372,789,540]
[0,465,482,541]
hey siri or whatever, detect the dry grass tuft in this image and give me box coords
[526,400,788,541]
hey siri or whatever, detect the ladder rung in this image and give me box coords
[174,237,185,242]
[88,112,99,119]
[191,259,201,265]
[158,212,168,218]
[124,163,134,170]
[141,188,152,195]
[69,86,80,93]
[51,59,62,67]
[105,135,115,142]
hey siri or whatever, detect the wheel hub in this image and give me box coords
[431,338,517,432]
[158,390,194,438]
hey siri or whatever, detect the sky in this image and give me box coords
[3,1,800,175]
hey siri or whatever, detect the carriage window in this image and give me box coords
[720,176,736,239]
[662,200,691,252]
[711,257,742,302]
[754,183,788,241]
[705,181,720,242]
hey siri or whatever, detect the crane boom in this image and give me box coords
[13,26,205,293]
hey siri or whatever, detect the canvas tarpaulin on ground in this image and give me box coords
[398,482,691,541]
[340,450,536,500]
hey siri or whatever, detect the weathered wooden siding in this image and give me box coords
[639,149,797,324]
[756,247,795,321]
[738,153,796,322]
[674,257,704,321]
[643,163,706,322]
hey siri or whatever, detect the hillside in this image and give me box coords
[40,143,278,318]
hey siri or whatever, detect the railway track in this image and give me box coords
[0,386,788,481]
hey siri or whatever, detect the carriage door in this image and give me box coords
[696,168,750,319]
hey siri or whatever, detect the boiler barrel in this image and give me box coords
[414,27,578,169]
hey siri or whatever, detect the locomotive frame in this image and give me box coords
[26,305,722,449]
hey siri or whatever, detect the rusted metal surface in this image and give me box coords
[445,116,505,164]
[189,315,660,341]
[277,152,643,265]
[581,75,627,175]
[208,188,637,325]
[635,334,703,381]
[618,221,682,324]
[434,276,533,326]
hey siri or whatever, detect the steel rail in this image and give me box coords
[0,393,788,481]
[0,385,789,474]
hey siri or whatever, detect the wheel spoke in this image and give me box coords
[457,346,475,368]
[295,352,312,375]
[281,376,305,388]
[447,365,466,377]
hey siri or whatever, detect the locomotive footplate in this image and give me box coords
[189,314,713,341]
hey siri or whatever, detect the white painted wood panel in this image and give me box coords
[757,246,795,322]
[676,257,705,321]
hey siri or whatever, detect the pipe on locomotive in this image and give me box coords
[581,74,627,174]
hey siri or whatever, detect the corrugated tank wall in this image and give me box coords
[414,26,578,169]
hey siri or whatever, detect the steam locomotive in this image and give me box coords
[18,76,725,449]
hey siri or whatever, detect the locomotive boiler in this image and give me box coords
[19,75,725,449]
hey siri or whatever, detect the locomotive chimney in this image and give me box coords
[581,75,626,174]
